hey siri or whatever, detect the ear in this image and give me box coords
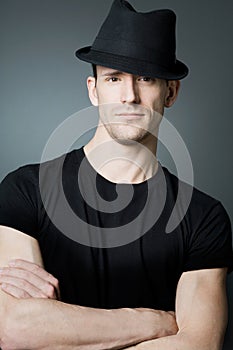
[87,76,98,106]
[164,80,181,108]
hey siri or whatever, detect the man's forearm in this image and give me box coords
[125,322,224,350]
[1,296,177,350]
[124,333,188,350]
[124,330,223,350]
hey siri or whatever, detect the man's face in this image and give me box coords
[87,65,179,145]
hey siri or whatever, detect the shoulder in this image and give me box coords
[160,164,231,232]
[161,166,233,273]
[0,150,81,235]
[161,163,225,211]
[1,149,81,189]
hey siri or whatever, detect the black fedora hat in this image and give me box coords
[76,0,189,80]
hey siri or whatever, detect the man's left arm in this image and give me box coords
[125,267,228,350]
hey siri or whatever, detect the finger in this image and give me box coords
[0,276,48,298]
[8,259,60,298]
[0,267,58,299]
[8,259,58,286]
[1,283,32,299]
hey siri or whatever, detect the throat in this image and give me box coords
[98,158,158,184]
[83,143,158,184]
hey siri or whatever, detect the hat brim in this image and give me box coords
[76,46,189,80]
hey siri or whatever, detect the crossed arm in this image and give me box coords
[0,225,228,350]
[124,267,228,350]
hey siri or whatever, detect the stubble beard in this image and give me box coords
[98,103,163,146]
[103,122,151,145]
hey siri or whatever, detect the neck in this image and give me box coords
[83,124,159,184]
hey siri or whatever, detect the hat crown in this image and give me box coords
[94,0,176,56]
[75,0,189,80]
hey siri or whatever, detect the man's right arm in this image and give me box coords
[0,226,177,350]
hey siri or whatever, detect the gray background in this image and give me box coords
[1,0,232,348]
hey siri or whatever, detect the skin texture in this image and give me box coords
[84,66,180,184]
[0,226,178,349]
[124,268,228,350]
[0,259,60,300]
[0,66,229,349]
[90,70,167,144]
[0,228,228,350]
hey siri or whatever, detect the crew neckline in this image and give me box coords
[77,146,165,187]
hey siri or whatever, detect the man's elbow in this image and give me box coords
[178,328,226,350]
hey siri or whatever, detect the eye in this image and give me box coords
[106,77,119,82]
[138,76,156,82]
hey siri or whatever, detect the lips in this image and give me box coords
[115,112,145,118]
[115,114,145,121]
[116,113,144,116]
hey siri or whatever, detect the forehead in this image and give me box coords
[96,65,132,76]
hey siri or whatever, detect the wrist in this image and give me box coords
[126,307,161,342]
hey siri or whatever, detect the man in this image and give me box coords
[0,0,233,349]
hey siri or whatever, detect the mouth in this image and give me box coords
[115,113,145,120]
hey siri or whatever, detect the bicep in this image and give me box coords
[0,225,43,305]
[0,225,43,267]
[176,268,228,349]
[0,226,44,335]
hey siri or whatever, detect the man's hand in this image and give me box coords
[0,259,60,299]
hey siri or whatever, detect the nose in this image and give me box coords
[120,78,140,104]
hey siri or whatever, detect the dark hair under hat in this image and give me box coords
[76,0,189,80]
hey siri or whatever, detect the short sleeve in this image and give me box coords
[0,166,39,237]
[183,201,233,273]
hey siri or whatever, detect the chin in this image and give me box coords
[104,122,153,145]
[111,131,150,146]
[113,138,139,146]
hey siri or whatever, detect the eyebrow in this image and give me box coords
[100,70,124,77]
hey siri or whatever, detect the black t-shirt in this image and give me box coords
[0,147,233,311]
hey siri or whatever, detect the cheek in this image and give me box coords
[98,101,115,123]
[148,91,166,111]
[96,84,120,105]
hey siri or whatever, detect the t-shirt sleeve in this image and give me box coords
[183,201,233,273]
[0,166,39,237]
